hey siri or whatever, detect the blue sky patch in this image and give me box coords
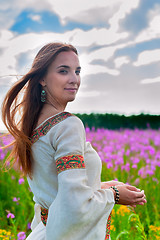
[121,0,160,34]
[115,39,160,61]
[10,10,94,34]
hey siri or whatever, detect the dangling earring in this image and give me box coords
[41,89,46,102]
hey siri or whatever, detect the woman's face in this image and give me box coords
[40,50,81,108]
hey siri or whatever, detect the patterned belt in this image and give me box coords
[40,207,111,239]
[105,212,112,240]
[41,207,48,226]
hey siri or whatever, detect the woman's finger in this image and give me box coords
[134,196,147,205]
[126,185,141,192]
[136,190,147,199]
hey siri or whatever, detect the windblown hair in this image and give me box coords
[0,42,78,179]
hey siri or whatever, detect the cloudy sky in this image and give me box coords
[0,0,160,131]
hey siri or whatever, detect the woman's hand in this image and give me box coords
[101,180,125,189]
[110,184,147,207]
[101,181,147,207]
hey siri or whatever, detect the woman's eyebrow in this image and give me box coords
[56,65,69,69]
[56,65,81,69]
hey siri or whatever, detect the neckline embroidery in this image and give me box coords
[34,111,64,130]
[30,111,73,144]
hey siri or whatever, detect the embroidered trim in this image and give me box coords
[30,112,73,144]
[56,154,85,174]
[41,207,48,226]
[41,206,112,238]
[105,212,112,240]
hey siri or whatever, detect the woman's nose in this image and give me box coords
[69,72,79,84]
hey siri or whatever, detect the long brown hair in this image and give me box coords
[0,42,78,179]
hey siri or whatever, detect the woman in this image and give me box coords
[1,42,146,240]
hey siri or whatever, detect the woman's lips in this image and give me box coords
[64,88,77,92]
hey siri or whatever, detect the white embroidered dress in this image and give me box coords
[26,112,115,240]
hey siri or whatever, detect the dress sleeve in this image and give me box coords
[46,116,115,239]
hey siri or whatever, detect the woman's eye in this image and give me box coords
[59,69,68,74]
[75,70,81,75]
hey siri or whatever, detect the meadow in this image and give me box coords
[0,127,160,239]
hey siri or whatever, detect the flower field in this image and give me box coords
[0,127,160,239]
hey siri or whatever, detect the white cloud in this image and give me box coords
[70,28,129,47]
[80,61,119,77]
[133,49,160,66]
[0,6,20,30]
[77,90,101,97]
[28,14,42,23]
[1,0,160,121]
[114,56,130,68]
[0,0,52,30]
[79,45,125,76]
[0,27,130,79]
[0,30,75,77]
[109,0,140,32]
[135,15,160,43]
[47,0,120,25]
[135,4,160,43]
[0,118,7,132]
[0,0,138,80]
[0,0,140,30]
[0,29,14,47]
[46,0,140,30]
[140,76,160,84]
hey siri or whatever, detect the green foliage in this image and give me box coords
[101,163,160,239]
[0,153,34,239]
[0,127,160,239]
[74,112,160,129]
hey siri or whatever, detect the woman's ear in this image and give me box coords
[39,79,46,87]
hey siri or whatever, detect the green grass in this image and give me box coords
[0,128,160,239]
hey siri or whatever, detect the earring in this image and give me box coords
[41,89,46,102]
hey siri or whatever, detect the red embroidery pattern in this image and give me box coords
[30,112,73,144]
[105,212,112,239]
[41,207,48,226]
[41,206,112,238]
[56,155,85,174]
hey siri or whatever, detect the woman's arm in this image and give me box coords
[46,116,115,239]
[101,181,146,207]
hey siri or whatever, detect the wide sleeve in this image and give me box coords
[46,116,115,240]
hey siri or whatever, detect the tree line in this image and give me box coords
[74,113,160,130]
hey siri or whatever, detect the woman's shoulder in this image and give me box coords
[30,111,84,144]
[57,112,83,126]
[48,112,86,141]
[51,112,85,134]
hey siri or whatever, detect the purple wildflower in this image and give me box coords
[0,152,5,160]
[7,212,15,218]
[17,232,26,240]
[13,197,20,202]
[19,178,24,184]
[27,222,31,229]
[107,162,113,169]
[132,164,137,169]
[146,169,154,176]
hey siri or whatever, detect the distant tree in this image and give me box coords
[74,113,160,129]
